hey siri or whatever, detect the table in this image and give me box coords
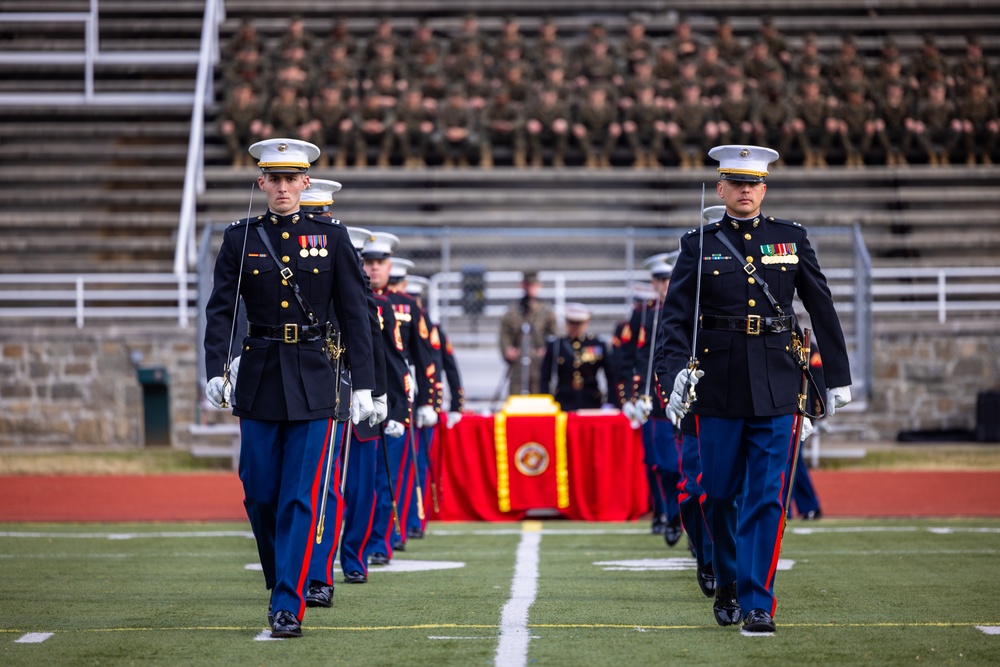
[428,412,649,522]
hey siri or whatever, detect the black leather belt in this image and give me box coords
[248,322,335,344]
[700,314,794,336]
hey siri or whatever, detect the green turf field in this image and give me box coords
[1,519,998,666]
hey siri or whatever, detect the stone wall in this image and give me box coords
[1,326,998,447]
[860,332,1000,440]
[0,325,219,448]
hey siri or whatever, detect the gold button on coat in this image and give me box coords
[252,269,259,275]
[746,255,754,263]
[748,277,755,284]
[748,299,756,307]
[744,233,752,240]
[281,300,289,308]
[281,255,290,263]
[281,232,289,240]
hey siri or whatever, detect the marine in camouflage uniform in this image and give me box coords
[305,84,355,168]
[525,87,570,167]
[666,82,717,168]
[481,87,526,168]
[838,85,881,167]
[219,82,265,167]
[716,77,760,147]
[572,84,622,168]
[264,82,312,140]
[912,81,960,165]
[756,83,796,164]
[622,84,666,168]
[499,271,558,396]
[353,91,396,168]
[790,77,838,167]
[434,85,481,167]
[392,86,437,168]
[957,77,999,165]
[874,79,915,166]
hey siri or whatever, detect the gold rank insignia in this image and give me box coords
[419,316,429,339]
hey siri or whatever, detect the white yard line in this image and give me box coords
[15,633,53,643]
[494,521,543,667]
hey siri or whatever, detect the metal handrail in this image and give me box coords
[174,0,225,327]
[0,0,209,106]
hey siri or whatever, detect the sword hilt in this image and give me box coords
[682,357,700,410]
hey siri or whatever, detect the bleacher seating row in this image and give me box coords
[2,1,1000,278]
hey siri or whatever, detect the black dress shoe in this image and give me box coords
[663,515,683,548]
[651,513,667,535]
[270,610,302,638]
[741,608,776,634]
[344,571,368,584]
[392,539,406,551]
[713,582,742,626]
[802,509,822,521]
[369,552,390,566]
[696,561,716,598]
[306,581,333,608]
[407,526,424,539]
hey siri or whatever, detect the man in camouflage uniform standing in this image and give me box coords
[499,271,558,396]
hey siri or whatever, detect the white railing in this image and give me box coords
[2,266,998,330]
[0,274,198,329]
[174,0,226,327]
[0,0,223,106]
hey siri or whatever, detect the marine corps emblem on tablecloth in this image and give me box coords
[514,442,550,476]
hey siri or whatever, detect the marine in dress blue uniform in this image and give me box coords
[653,145,852,635]
[204,139,377,638]
[539,303,608,411]
[676,206,726,599]
[620,255,684,547]
[360,233,440,565]
[403,274,448,539]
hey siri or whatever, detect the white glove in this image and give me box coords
[800,416,814,441]
[447,411,463,428]
[664,368,705,428]
[372,393,388,425]
[621,400,638,421]
[352,389,376,426]
[384,419,405,438]
[416,405,439,428]
[635,396,653,424]
[205,376,227,409]
[826,386,852,416]
[407,372,416,404]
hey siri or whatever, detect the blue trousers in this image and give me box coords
[307,423,379,581]
[363,428,413,562]
[697,414,795,616]
[406,424,434,534]
[677,431,713,568]
[641,417,680,523]
[239,418,340,621]
[307,421,348,586]
[339,427,379,577]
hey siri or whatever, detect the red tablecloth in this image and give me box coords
[428,413,649,522]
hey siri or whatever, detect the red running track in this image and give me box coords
[0,470,998,522]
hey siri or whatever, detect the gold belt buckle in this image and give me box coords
[283,323,299,343]
[746,315,761,336]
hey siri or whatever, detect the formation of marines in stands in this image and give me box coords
[218,13,998,170]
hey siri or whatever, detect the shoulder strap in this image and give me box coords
[254,224,319,325]
[712,228,784,316]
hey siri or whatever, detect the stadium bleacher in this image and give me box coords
[2,1,1000,279]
